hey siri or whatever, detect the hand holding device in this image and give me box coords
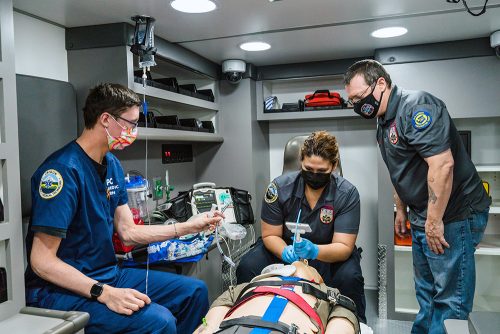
[281,245,299,264]
[187,211,223,233]
[293,238,319,260]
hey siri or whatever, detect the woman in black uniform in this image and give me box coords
[236,131,366,322]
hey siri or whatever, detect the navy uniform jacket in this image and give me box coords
[25,141,128,289]
[261,171,360,245]
[377,85,490,228]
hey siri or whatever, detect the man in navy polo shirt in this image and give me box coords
[344,60,490,334]
[25,83,222,334]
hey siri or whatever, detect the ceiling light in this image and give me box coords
[239,42,271,51]
[171,0,216,14]
[371,27,408,39]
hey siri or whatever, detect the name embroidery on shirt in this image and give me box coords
[106,177,120,198]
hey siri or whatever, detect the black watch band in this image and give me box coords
[90,282,104,300]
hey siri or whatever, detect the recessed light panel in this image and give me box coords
[239,42,271,51]
[371,27,408,38]
[171,0,217,14]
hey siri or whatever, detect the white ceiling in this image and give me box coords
[13,0,500,66]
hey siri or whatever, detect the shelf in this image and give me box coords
[257,108,360,121]
[394,245,413,252]
[131,83,218,112]
[476,164,500,172]
[137,127,223,143]
[395,235,500,256]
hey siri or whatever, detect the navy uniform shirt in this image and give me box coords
[261,171,360,245]
[377,85,491,228]
[25,141,128,289]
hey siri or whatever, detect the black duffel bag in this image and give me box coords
[230,187,255,225]
[164,191,193,222]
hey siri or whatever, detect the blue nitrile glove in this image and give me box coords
[294,238,319,260]
[281,245,299,264]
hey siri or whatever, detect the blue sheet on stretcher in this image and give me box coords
[123,234,214,266]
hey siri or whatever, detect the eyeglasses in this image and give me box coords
[111,114,139,130]
[347,83,376,106]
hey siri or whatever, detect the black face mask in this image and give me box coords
[353,86,384,119]
[301,169,331,190]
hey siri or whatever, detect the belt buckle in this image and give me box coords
[288,323,298,334]
[327,289,338,304]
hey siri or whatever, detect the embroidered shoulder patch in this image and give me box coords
[412,110,432,130]
[39,169,64,199]
[264,182,278,204]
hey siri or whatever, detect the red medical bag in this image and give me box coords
[304,90,342,107]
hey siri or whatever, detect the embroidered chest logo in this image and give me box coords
[106,177,119,198]
[265,182,278,204]
[389,122,399,145]
[39,169,64,199]
[320,206,334,224]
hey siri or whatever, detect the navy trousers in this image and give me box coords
[27,267,209,334]
[236,238,366,323]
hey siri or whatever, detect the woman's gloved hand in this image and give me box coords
[281,245,299,263]
[294,238,319,260]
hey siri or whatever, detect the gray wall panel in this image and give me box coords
[67,46,130,133]
[385,56,500,119]
[16,75,77,217]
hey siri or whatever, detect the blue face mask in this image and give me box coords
[353,85,384,119]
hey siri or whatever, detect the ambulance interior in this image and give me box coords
[0,0,499,333]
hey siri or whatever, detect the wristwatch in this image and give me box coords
[90,282,104,300]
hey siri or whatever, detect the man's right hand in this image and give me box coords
[98,285,151,315]
[394,210,408,238]
[187,211,223,233]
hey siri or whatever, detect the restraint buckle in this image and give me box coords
[327,290,357,315]
[288,323,298,334]
[327,289,338,304]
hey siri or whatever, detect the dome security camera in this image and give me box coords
[491,31,500,58]
[222,60,246,84]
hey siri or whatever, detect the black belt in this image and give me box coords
[216,316,298,334]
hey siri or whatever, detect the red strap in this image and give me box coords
[253,286,325,334]
[224,293,262,319]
